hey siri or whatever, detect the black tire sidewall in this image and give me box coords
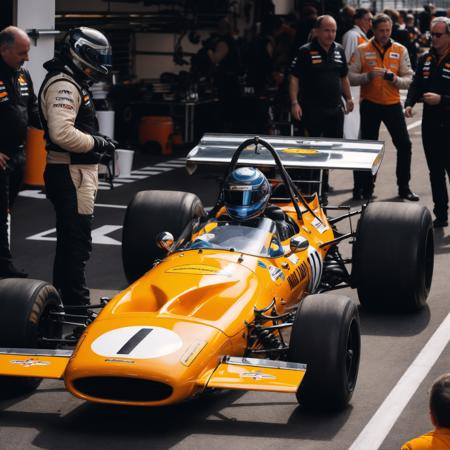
[0,279,62,398]
[122,190,205,284]
[288,294,360,410]
[352,202,433,311]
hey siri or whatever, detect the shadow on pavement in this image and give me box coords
[358,304,431,337]
[0,388,354,449]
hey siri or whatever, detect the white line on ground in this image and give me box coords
[95,203,126,209]
[349,313,450,450]
[407,120,422,130]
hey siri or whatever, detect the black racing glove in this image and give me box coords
[92,135,117,165]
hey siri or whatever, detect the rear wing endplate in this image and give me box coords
[186,133,384,175]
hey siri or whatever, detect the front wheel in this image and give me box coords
[0,279,63,399]
[288,294,360,411]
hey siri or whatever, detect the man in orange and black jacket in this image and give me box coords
[405,17,450,228]
[349,13,418,202]
[0,26,41,278]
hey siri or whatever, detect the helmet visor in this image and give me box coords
[224,187,265,206]
[82,45,112,72]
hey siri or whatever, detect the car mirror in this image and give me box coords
[156,231,174,252]
[289,236,309,253]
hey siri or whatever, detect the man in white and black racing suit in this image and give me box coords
[39,27,116,309]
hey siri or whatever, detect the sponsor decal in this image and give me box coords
[240,370,276,380]
[443,68,450,74]
[180,340,207,366]
[390,64,398,69]
[9,358,50,367]
[166,264,221,275]
[0,91,8,98]
[367,61,376,66]
[287,261,308,290]
[287,253,299,265]
[0,97,9,103]
[18,74,27,84]
[269,265,285,284]
[311,55,322,60]
[311,217,328,233]
[364,51,376,57]
[282,148,319,155]
[58,89,71,94]
[53,103,74,110]
[390,52,400,59]
[309,51,319,55]
[312,59,322,64]
[83,95,90,102]
[257,260,268,269]
[104,358,135,364]
[55,96,74,102]
[92,326,183,359]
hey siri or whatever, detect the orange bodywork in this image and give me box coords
[1,196,334,406]
[62,196,334,406]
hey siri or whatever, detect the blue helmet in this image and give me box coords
[223,167,271,221]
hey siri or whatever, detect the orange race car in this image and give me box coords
[0,135,434,411]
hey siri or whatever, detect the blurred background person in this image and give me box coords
[0,26,41,278]
[289,15,353,202]
[349,13,417,202]
[405,17,450,228]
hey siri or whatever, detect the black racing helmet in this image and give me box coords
[63,27,112,81]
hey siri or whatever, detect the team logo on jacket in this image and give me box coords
[389,52,400,59]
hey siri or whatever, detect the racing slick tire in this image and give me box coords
[122,190,205,283]
[352,202,434,312]
[0,279,63,399]
[288,294,360,411]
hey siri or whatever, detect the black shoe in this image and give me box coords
[399,189,419,201]
[352,189,363,201]
[0,264,28,278]
[433,218,448,228]
[362,191,376,201]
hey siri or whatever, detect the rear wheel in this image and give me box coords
[352,202,434,312]
[288,294,360,411]
[0,279,63,399]
[122,190,205,284]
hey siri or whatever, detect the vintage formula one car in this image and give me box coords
[0,134,434,411]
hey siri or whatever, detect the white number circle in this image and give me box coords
[91,326,183,359]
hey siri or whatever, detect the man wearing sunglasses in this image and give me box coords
[405,17,450,228]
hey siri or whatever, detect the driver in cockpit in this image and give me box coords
[222,167,298,241]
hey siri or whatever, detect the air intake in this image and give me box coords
[73,376,173,402]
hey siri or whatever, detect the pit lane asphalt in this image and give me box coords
[1,104,450,450]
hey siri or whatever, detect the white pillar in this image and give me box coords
[16,0,56,92]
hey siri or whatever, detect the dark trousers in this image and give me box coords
[44,164,93,307]
[0,148,25,270]
[298,106,344,195]
[355,100,412,194]
[422,117,450,221]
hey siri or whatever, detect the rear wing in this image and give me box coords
[186,133,384,175]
